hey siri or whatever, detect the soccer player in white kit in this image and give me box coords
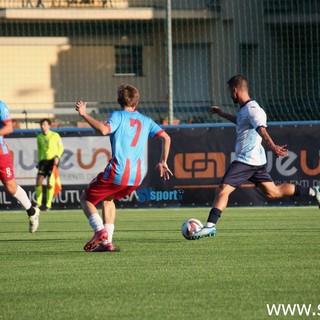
[192,75,320,239]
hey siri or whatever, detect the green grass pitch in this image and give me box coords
[1,207,320,320]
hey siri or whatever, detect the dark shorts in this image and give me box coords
[221,161,273,188]
[85,172,138,205]
[37,159,55,178]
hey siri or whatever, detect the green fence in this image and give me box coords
[0,0,319,127]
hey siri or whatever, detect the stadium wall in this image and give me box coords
[0,122,319,209]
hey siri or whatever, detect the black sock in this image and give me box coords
[27,206,35,217]
[207,208,222,225]
[293,185,310,197]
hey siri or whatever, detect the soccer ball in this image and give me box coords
[181,218,203,240]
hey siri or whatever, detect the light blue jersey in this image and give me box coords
[235,100,267,166]
[0,100,11,155]
[103,110,164,186]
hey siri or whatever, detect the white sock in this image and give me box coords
[309,188,316,197]
[88,214,104,232]
[104,224,115,244]
[13,186,32,210]
[205,222,215,228]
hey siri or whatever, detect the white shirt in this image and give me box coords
[235,100,267,166]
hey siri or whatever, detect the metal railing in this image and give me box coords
[0,0,221,9]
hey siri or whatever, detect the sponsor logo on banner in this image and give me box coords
[118,187,184,203]
[136,187,184,203]
[300,150,320,175]
[174,152,226,179]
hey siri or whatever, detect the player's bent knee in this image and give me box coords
[216,184,235,197]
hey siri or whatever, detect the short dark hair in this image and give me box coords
[117,84,140,108]
[227,75,248,90]
[40,118,51,125]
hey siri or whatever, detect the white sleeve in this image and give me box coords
[248,104,267,129]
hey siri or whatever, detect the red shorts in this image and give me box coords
[0,153,15,182]
[85,172,138,205]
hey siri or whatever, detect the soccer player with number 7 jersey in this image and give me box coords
[75,84,172,252]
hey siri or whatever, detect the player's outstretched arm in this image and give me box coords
[156,131,173,181]
[75,101,110,135]
[209,106,237,124]
[258,126,288,158]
